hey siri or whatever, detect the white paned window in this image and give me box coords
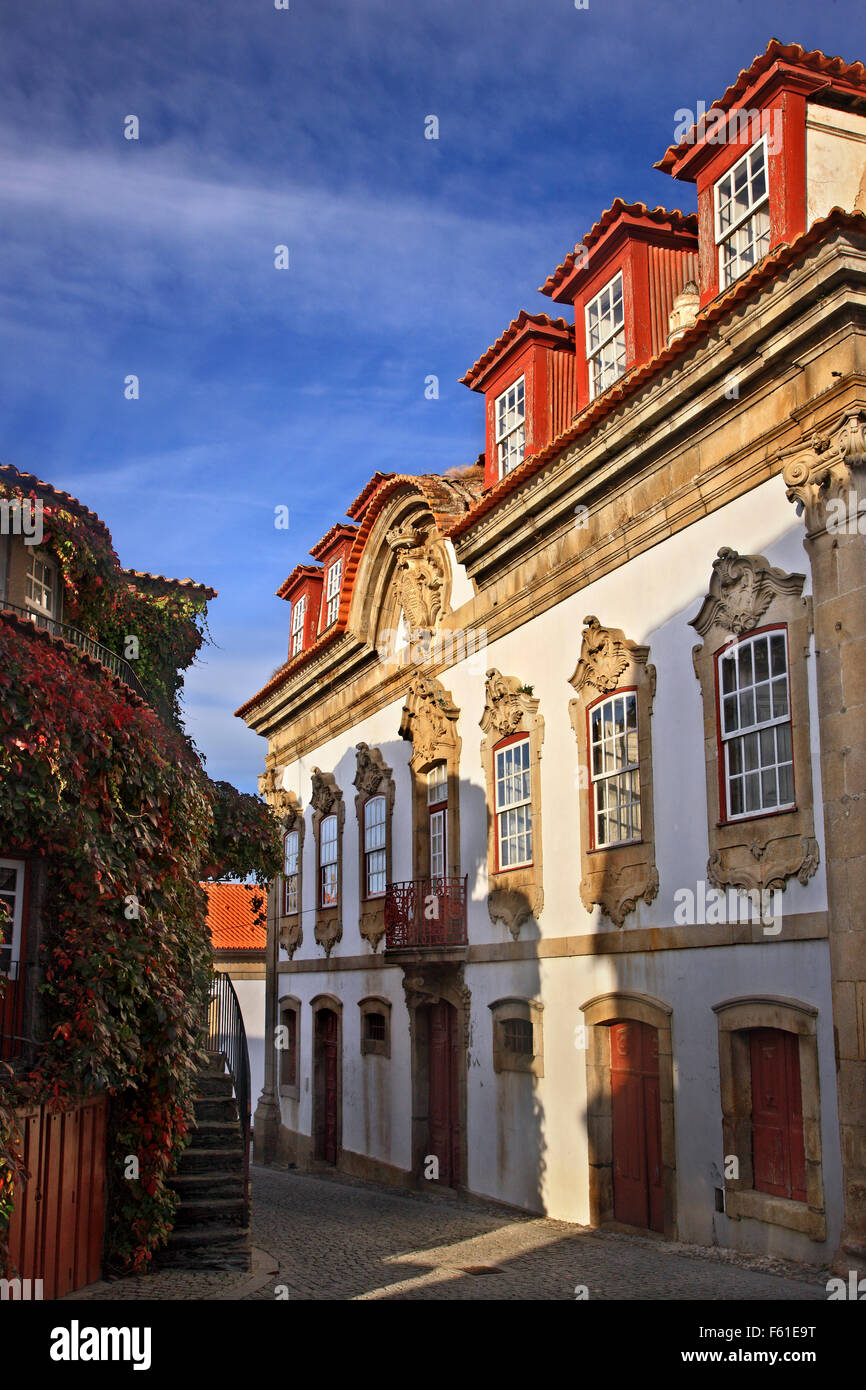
[25,551,58,621]
[427,762,448,878]
[290,594,306,656]
[590,692,641,847]
[0,859,25,979]
[715,138,770,288]
[585,271,625,401]
[319,813,338,907]
[495,376,526,479]
[325,559,342,628]
[283,830,299,915]
[363,795,386,898]
[494,736,532,870]
[718,629,794,819]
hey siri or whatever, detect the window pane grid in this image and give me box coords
[503,1017,533,1055]
[716,141,770,287]
[283,831,299,915]
[495,737,532,869]
[719,631,794,819]
[586,272,626,401]
[26,554,56,616]
[290,595,306,655]
[495,376,526,478]
[364,795,386,897]
[320,814,338,906]
[325,560,342,626]
[427,762,447,806]
[590,693,641,846]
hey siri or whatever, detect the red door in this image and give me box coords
[610,1020,664,1233]
[315,1009,339,1164]
[750,1028,806,1201]
[428,1001,460,1187]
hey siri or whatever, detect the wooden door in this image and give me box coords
[750,1028,806,1201]
[315,1009,339,1164]
[610,1020,664,1233]
[428,1000,459,1187]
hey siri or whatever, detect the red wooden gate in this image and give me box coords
[6,1095,107,1299]
[315,1010,339,1164]
[750,1028,806,1201]
[610,1020,663,1233]
[428,1000,459,1187]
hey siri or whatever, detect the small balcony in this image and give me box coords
[0,601,148,702]
[384,876,468,952]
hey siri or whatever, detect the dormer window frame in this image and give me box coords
[324,558,342,629]
[290,593,307,656]
[585,270,625,402]
[494,375,526,479]
[713,135,770,290]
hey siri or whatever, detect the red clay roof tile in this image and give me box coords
[460,312,573,390]
[539,202,698,299]
[202,882,267,952]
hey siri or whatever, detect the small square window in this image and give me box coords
[502,1017,533,1055]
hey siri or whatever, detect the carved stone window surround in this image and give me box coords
[489,996,544,1077]
[353,743,396,953]
[310,768,345,957]
[359,995,392,1058]
[399,674,462,881]
[689,548,819,896]
[568,617,659,927]
[276,793,305,960]
[480,669,544,940]
[713,995,825,1240]
[278,994,301,1100]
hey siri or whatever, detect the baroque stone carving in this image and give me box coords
[480,670,544,939]
[399,674,460,768]
[689,548,805,640]
[571,615,632,694]
[354,743,395,954]
[689,551,819,897]
[780,410,866,535]
[568,618,658,927]
[310,767,340,815]
[385,523,451,630]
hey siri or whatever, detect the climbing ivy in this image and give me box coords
[0,478,281,1274]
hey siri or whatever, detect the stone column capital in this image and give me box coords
[780,410,866,536]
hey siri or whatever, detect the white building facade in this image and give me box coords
[240,41,866,1270]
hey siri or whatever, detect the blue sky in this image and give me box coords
[1,1,860,792]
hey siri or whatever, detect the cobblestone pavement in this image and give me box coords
[69,1165,829,1301]
[248,1166,826,1302]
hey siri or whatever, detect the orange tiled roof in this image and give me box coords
[539,202,698,299]
[347,472,396,521]
[275,563,322,602]
[0,462,113,543]
[121,569,216,600]
[309,522,358,560]
[202,882,267,952]
[452,208,866,540]
[655,39,866,175]
[460,312,573,390]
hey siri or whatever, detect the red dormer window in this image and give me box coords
[309,522,357,633]
[541,202,699,416]
[460,313,575,490]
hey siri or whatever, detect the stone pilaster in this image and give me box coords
[781,410,866,1266]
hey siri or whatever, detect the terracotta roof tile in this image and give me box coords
[460,312,573,390]
[309,522,358,560]
[202,882,267,952]
[121,569,216,600]
[347,472,396,521]
[275,563,322,602]
[540,202,698,299]
[655,38,866,175]
[453,208,866,540]
[0,463,113,544]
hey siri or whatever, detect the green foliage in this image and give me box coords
[205,781,282,886]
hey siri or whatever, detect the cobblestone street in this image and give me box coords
[71,1164,829,1301]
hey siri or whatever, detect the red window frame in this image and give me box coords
[585,685,641,852]
[713,624,796,825]
[492,731,533,874]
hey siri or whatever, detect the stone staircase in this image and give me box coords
[158,1054,251,1271]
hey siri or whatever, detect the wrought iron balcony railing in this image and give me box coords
[1,601,148,701]
[384,876,468,950]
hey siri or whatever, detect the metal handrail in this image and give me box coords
[0,600,149,701]
[202,970,251,1222]
[384,875,468,949]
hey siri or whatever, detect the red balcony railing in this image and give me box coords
[384,876,468,949]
